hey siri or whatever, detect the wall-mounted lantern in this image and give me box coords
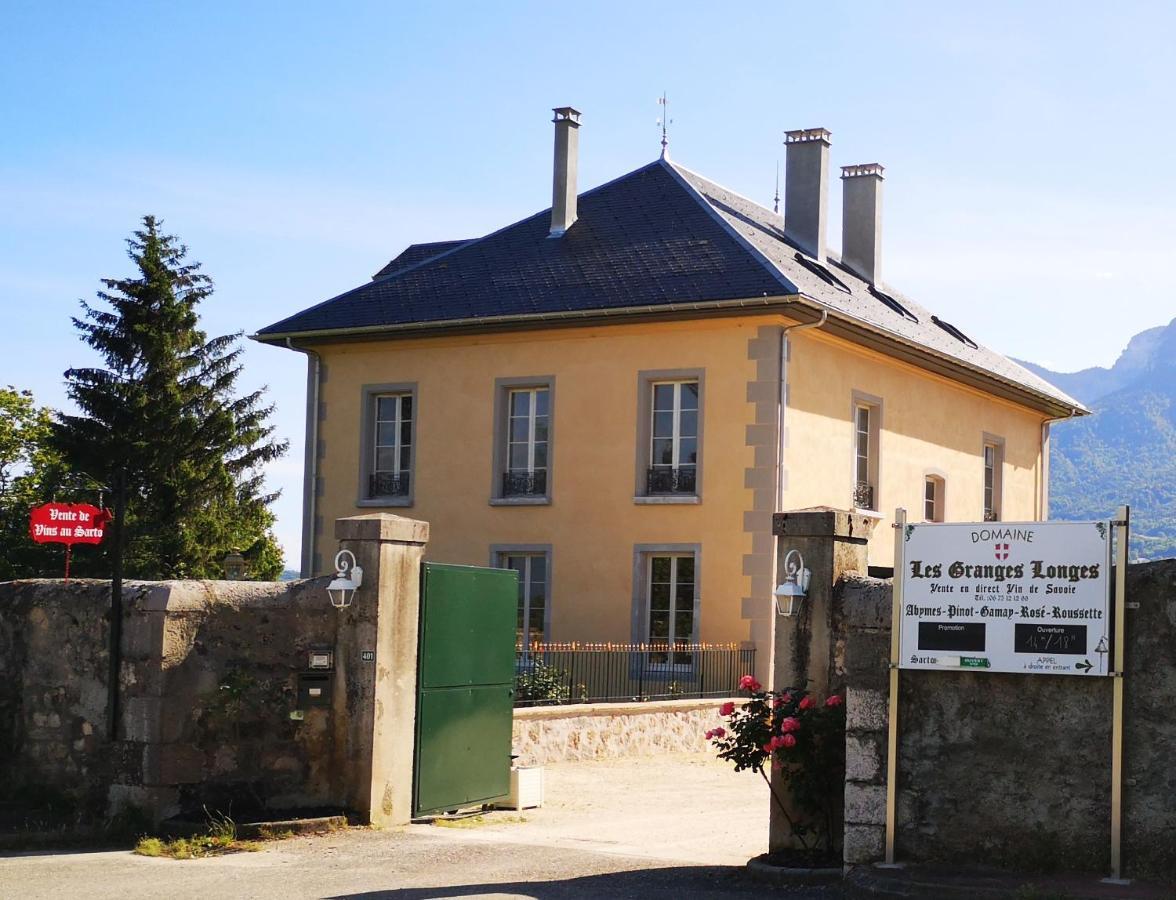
[774,548,811,617]
[326,549,363,609]
[222,549,247,581]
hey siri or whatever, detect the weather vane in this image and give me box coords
[657,93,672,159]
[773,161,780,214]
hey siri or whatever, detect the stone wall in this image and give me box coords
[0,580,118,820]
[116,578,346,821]
[837,560,1176,882]
[0,578,345,823]
[511,698,733,765]
[1,514,429,828]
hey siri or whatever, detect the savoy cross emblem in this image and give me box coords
[994,542,1009,560]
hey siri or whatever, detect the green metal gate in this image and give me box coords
[413,562,517,816]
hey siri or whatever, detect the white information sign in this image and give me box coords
[898,520,1112,676]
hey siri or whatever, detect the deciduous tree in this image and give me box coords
[0,386,69,579]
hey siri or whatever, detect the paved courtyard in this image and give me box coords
[0,753,846,899]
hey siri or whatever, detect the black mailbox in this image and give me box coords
[297,672,333,708]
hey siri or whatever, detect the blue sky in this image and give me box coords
[3,2,1173,567]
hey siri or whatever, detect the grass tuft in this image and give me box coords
[432,814,527,829]
[134,837,164,857]
[132,811,265,860]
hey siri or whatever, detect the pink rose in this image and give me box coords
[762,743,774,754]
[779,716,800,733]
[781,733,797,748]
[738,675,762,692]
[772,697,784,708]
[710,726,725,738]
[719,701,736,717]
[825,695,844,708]
[781,692,792,703]
[798,696,815,710]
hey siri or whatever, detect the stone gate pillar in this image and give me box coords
[769,507,875,852]
[334,513,429,827]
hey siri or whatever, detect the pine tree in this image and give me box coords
[53,216,288,579]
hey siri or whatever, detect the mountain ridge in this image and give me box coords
[1021,317,1176,559]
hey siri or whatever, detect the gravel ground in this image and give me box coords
[0,753,847,899]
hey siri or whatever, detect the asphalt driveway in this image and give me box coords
[0,752,844,899]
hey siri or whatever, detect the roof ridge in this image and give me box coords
[659,158,797,295]
[664,158,784,223]
[372,238,477,281]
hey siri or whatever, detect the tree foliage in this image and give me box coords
[52,216,288,579]
[0,386,70,579]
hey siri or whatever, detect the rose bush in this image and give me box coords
[707,677,846,855]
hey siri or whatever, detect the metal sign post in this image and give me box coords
[883,507,906,866]
[1107,504,1130,884]
[106,469,126,742]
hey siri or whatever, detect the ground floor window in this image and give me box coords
[647,554,696,666]
[498,551,548,654]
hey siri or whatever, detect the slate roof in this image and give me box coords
[256,158,1084,414]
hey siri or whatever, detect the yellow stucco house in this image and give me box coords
[254,107,1084,674]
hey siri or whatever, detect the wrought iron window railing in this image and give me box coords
[369,471,410,498]
[646,465,696,495]
[853,481,875,510]
[514,642,756,707]
[503,469,547,497]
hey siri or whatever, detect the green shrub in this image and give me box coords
[514,661,570,705]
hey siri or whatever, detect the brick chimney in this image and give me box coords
[840,163,884,285]
[784,128,831,261]
[550,107,581,237]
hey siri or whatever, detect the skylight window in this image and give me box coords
[931,315,978,349]
[793,253,852,294]
[869,286,919,323]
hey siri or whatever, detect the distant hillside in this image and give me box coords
[1019,318,1176,560]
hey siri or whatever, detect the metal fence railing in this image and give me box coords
[514,642,756,707]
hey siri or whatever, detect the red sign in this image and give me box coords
[29,503,111,546]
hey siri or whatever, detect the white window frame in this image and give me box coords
[982,435,1004,522]
[649,380,699,473]
[850,392,882,512]
[496,549,550,657]
[855,403,871,482]
[374,394,412,478]
[924,474,945,523]
[645,553,697,669]
[507,387,549,477]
